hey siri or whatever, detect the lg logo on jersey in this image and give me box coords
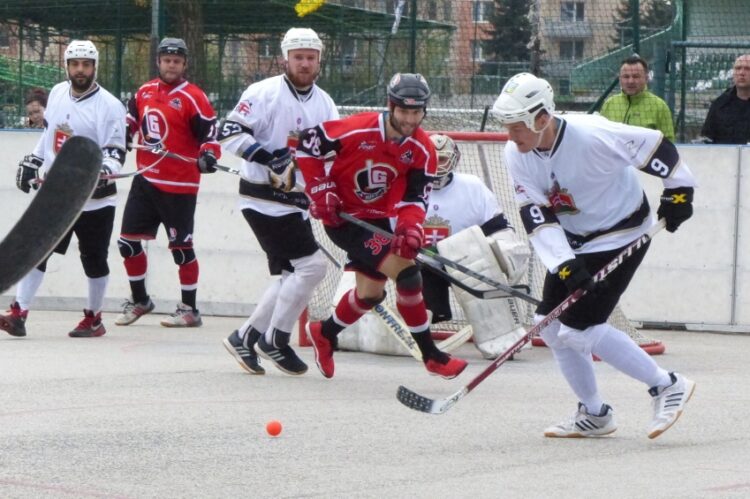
[141,107,169,145]
[353,161,398,203]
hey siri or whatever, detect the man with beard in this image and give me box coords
[297,73,468,380]
[3,40,127,338]
[219,28,338,376]
[114,38,221,329]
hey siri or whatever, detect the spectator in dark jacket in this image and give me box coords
[700,54,750,144]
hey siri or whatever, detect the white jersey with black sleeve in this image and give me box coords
[505,113,696,272]
[32,81,127,212]
[219,75,339,217]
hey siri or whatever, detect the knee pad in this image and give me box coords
[361,290,387,308]
[395,265,422,291]
[558,323,608,355]
[535,314,565,350]
[171,247,196,266]
[81,251,109,278]
[118,238,143,259]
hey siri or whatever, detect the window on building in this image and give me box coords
[559,79,571,96]
[471,40,485,62]
[427,0,438,19]
[559,40,584,60]
[473,1,493,23]
[259,39,273,58]
[561,1,585,21]
[0,25,10,48]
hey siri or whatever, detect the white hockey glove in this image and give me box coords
[16,154,43,193]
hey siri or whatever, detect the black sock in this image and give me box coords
[412,329,447,362]
[321,317,344,340]
[182,289,197,310]
[130,279,148,304]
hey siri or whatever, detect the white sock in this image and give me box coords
[239,277,282,339]
[16,268,45,310]
[87,275,109,313]
[590,323,672,388]
[549,345,604,413]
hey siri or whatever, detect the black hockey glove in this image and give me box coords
[657,187,693,233]
[267,148,297,192]
[197,150,217,174]
[557,256,597,294]
[267,148,293,175]
[16,154,43,193]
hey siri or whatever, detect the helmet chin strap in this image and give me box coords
[530,113,554,149]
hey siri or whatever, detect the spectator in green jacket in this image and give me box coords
[600,55,675,142]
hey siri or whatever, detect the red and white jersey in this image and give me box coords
[296,112,436,220]
[505,114,696,271]
[220,74,338,216]
[127,78,220,194]
[32,81,126,211]
[422,173,502,247]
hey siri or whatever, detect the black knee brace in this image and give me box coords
[81,251,109,278]
[396,265,423,291]
[117,238,143,258]
[171,247,196,265]
[361,291,387,308]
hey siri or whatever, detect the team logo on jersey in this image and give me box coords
[399,150,414,164]
[546,179,579,215]
[53,123,74,153]
[235,101,252,117]
[354,161,398,203]
[423,214,451,248]
[141,107,169,146]
[169,98,182,110]
[624,139,646,160]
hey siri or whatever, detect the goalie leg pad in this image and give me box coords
[488,228,531,285]
[438,225,527,359]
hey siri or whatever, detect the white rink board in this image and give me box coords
[1,131,748,329]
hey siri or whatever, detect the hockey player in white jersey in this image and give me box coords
[421,134,530,359]
[219,28,338,375]
[2,40,126,339]
[494,72,696,439]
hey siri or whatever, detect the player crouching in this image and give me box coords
[296,73,467,379]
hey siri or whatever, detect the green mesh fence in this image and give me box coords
[0,0,748,141]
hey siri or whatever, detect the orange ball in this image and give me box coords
[266,420,282,437]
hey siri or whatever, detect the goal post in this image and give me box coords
[299,131,663,355]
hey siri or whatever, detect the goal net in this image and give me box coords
[301,131,663,355]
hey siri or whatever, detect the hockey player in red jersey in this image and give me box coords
[297,73,468,379]
[115,37,221,328]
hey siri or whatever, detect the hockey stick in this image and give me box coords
[30,151,161,186]
[395,219,666,414]
[129,143,242,176]
[315,242,472,358]
[0,136,101,293]
[338,212,539,304]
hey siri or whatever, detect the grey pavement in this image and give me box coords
[1,310,749,499]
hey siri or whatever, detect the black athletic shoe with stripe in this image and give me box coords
[255,335,308,376]
[223,330,265,375]
[544,403,617,438]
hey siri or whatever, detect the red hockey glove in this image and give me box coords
[306,177,343,227]
[392,219,424,260]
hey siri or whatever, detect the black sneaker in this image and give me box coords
[222,330,265,375]
[255,335,308,376]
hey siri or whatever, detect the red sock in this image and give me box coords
[395,287,430,332]
[332,289,373,327]
[178,259,199,289]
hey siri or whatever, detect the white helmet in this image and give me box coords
[492,72,554,132]
[64,40,98,66]
[281,28,323,60]
[430,134,460,189]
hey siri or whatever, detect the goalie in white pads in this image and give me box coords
[422,134,531,359]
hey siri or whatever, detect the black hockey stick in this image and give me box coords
[0,136,102,293]
[396,219,666,415]
[338,212,538,304]
[129,143,242,176]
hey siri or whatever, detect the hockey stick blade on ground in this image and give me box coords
[338,212,539,304]
[396,220,667,415]
[0,136,102,293]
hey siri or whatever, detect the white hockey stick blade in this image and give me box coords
[396,220,667,415]
[0,136,101,293]
[371,304,423,360]
[436,325,473,353]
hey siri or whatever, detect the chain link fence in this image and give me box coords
[1,0,748,139]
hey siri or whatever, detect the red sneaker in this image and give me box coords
[424,354,468,380]
[69,309,106,338]
[1,301,28,337]
[306,321,335,378]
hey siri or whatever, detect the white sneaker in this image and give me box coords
[160,303,202,328]
[648,372,695,439]
[544,403,617,438]
[115,298,155,326]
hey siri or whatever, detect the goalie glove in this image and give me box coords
[306,177,343,227]
[267,148,297,192]
[657,186,693,233]
[557,256,597,294]
[16,154,43,193]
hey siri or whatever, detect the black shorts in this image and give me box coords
[120,175,196,249]
[324,218,392,281]
[53,205,115,258]
[536,240,650,330]
[242,208,319,275]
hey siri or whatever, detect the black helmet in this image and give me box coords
[158,37,188,58]
[387,73,431,109]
